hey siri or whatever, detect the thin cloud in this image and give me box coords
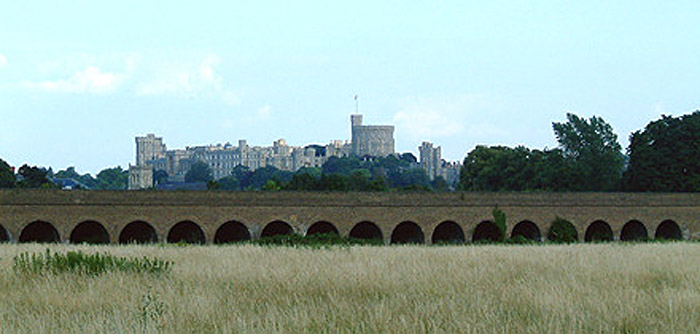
[0,54,6,68]
[136,54,223,96]
[392,94,497,139]
[22,66,124,94]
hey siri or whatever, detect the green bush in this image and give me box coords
[13,250,172,276]
[547,217,579,243]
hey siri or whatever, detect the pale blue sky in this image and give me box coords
[1,1,699,174]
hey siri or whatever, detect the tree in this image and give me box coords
[347,169,371,191]
[231,165,252,189]
[55,167,97,189]
[262,179,280,191]
[96,167,129,190]
[185,161,213,183]
[318,174,348,191]
[552,113,624,191]
[0,158,15,188]
[217,175,240,191]
[17,164,53,188]
[623,111,700,192]
[285,173,319,191]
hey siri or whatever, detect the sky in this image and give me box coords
[1,1,699,175]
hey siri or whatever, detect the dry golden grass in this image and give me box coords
[1,243,699,333]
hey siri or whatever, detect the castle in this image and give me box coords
[128,114,459,189]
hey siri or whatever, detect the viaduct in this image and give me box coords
[0,190,699,245]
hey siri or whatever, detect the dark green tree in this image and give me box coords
[285,172,319,191]
[623,111,700,191]
[0,158,15,188]
[17,165,54,188]
[231,165,252,189]
[347,169,371,191]
[185,161,213,183]
[552,113,624,191]
[217,175,240,191]
[318,173,349,191]
[54,167,97,189]
[96,167,129,190]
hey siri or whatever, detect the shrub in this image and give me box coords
[13,250,172,276]
[547,217,579,243]
[492,206,507,240]
[506,235,536,244]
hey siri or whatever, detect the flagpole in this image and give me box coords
[354,94,358,114]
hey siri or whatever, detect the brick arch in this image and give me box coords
[0,224,8,242]
[349,221,383,241]
[119,220,158,244]
[620,220,648,241]
[307,221,339,236]
[655,220,682,240]
[431,221,465,244]
[391,221,424,244]
[70,220,110,244]
[20,220,60,243]
[167,220,206,244]
[214,221,251,244]
[261,220,293,238]
[510,220,541,241]
[585,220,613,242]
[472,220,502,243]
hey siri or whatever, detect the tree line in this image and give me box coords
[1,110,699,192]
[0,163,128,190]
[185,154,445,192]
[459,110,700,192]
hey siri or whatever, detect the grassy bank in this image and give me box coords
[0,243,699,333]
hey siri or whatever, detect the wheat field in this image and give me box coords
[0,243,699,333]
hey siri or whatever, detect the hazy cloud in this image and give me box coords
[257,105,272,120]
[22,66,124,94]
[393,94,498,139]
[0,54,6,68]
[136,54,223,96]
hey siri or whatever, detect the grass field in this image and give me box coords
[1,243,699,333]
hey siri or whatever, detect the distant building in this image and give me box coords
[419,141,461,186]
[128,114,461,190]
[351,114,395,157]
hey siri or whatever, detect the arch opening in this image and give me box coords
[0,224,8,242]
[167,221,205,244]
[214,221,251,244]
[19,220,60,243]
[584,220,613,242]
[70,220,110,244]
[119,221,158,244]
[510,220,541,242]
[307,221,339,236]
[349,221,383,241]
[620,220,648,241]
[431,221,465,244]
[391,221,424,244]
[655,220,682,240]
[472,221,503,243]
[261,220,293,238]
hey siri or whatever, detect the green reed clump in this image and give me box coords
[13,249,172,276]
